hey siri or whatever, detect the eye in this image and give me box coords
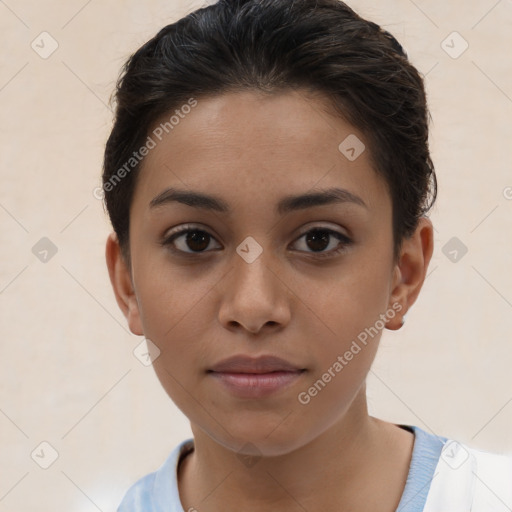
[162,225,352,258]
[291,227,352,259]
[162,225,221,254]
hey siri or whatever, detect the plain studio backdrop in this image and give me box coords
[1,0,511,510]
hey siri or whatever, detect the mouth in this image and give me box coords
[208,354,305,373]
[207,355,306,398]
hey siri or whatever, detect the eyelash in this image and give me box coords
[161,224,352,259]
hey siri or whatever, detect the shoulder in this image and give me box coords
[424,438,512,512]
[466,443,512,510]
[117,472,157,512]
[116,438,194,512]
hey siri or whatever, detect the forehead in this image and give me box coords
[131,89,390,217]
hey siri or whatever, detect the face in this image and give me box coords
[107,89,426,457]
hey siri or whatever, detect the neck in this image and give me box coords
[178,391,412,512]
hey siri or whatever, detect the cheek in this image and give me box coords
[132,256,220,382]
[133,250,211,335]
[139,285,213,420]
[137,284,210,367]
[297,256,392,384]
[307,260,391,338]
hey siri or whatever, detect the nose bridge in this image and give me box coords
[231,237,279,299]
[218,236,290,332]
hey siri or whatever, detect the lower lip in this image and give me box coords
[209,371,304,398]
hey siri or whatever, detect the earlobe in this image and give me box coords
[386,217,434,331]
[105,232,144,336]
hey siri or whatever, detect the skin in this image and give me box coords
[106,89,434,511]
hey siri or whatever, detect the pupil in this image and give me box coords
[187,231,209,251]
[307,230,329,252]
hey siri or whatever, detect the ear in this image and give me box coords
[386,217,434,330]
[105,232,144,336]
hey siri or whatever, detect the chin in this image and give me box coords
[202,415,313,458]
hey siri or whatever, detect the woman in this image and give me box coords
[102,0,512,510]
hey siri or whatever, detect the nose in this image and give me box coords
[217,248,291,335]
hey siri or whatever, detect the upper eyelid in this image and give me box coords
[164,223,351,246]
[165,222,348,236]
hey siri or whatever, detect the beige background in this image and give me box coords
[1,0,511,510]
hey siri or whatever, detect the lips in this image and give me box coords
[208,355,305,374]
[207,355,306,398]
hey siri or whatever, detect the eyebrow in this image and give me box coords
[149,186,368,215]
